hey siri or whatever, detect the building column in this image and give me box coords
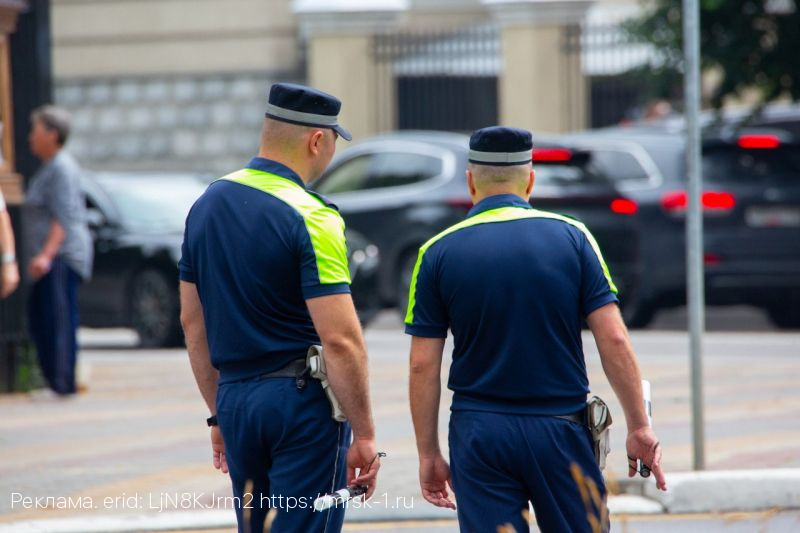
[483,0,592,133]
[293,0,406,141]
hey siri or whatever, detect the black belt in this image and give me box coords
[260,358,308,379]
[556,407,587,427]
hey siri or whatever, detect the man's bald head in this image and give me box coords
[467,162,533,198]
[261,118,316,154]
[258,117,337,182]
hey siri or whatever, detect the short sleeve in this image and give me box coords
[404,248,448,338]
[298,209,351,300]
[579,229,619,316]
[178,213,195,283]
[46,165,81,228]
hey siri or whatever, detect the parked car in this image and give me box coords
[648,102,800,140]
[310,131,641,317]
[564,126,800,329]
[79,172,382,347]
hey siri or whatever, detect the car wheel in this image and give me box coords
[129,269,183,348]
[357,308,380,328]
[395,250,419,320]
[767,303,800,330]
[621,296,657,329]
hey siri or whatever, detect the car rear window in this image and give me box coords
[533,151,609,186]
[534,164,606,185]
[584,150,650,183]
[316,152,443,194]
[702,146,800,184]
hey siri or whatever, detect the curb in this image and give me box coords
[638,468,800,514]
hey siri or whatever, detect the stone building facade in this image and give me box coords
[51,0,300,174]
[50,0,637,174]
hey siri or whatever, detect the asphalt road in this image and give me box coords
[0,306,798,532]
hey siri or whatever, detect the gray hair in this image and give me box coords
[31,105,71,146]
[469,162,531,184]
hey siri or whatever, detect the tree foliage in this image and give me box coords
[626,0,800,108]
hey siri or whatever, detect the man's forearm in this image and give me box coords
[180,281,218,413]
[324,338,375,439]
[589,304,649,430]
[409,336,445,457]
[186,321,217,413]
[599,338,649,429]
[306,293,376,439]
[0,211,16,257]
[40,220,65,259]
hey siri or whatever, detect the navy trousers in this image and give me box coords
[217,375,351,533]
[28,257,81,395]
[449,410,608,533]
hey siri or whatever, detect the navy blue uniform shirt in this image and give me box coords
[405,193,618,415]
[180,157,351,383]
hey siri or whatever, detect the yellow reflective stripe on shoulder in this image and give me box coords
[527,209,618,294]
[404,206,617,325]
[221,168,351,285]
[405,206,528,324]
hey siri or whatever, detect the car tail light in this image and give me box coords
[447,198,473,211]
[610,198,638,215]
[661,191,688,212]
[704,253,721,266]
[737,134,781,149]
[702,191,736,210]
[661,191,736,215]
[532,148,572,162]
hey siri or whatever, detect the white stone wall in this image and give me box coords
[55,74,298,175]
[52,0,298,78]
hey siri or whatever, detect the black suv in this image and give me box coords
[565,126,800,329]
[311,131,640,317]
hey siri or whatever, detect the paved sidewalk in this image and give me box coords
[1,315,799,529]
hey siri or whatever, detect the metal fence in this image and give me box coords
[565,22,665,128]
[373,20,666,132]
[373,25,499,133]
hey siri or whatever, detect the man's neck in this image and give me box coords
[38,147,61,163]
[472,190,527,204]
[257,151,310,185]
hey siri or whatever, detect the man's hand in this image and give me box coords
[1,262,19,298]
[211,426,228,474]
[347,437,380,500]
[626,426,667,491]
[28,253,52,281]
[419,453,456,510]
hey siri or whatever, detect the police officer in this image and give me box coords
[406,127,667,532]
[180,83,379,533]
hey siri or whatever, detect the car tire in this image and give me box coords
[395,250,419,320]
[129,269,183,348]
[621,296,657,329]
[357,308,380,328]
[767,303,800,330]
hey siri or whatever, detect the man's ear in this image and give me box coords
[525,169,535,196]
[466,169,477,197]
[309,129,325,156]
[42,126,59,147]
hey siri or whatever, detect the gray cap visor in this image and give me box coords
[468,149,532,165]
[265,103,352,141]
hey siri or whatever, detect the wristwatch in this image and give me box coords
[206,415,218,427]
[1,253,15,264]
